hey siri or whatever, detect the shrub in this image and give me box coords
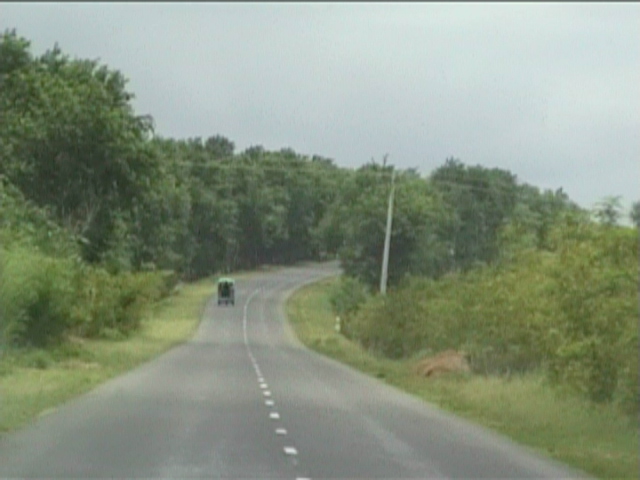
[343,219,638,416]
[614,325,639,417]
[546,223,638,404]
[0,179,80,258]
[71,267,163,339]
[328,275,371,339]
[329,276,371,316]
[158,269,180,298]
[0,247,78,347]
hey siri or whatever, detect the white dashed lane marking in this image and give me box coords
[243,283,309,478]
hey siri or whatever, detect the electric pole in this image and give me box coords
[380,169,396,295]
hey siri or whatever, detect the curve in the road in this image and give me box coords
[0,263,592,480]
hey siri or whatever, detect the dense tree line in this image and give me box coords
[1,23,637,412]
[0,30,345,281]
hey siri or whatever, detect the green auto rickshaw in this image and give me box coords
[217,277,235,306]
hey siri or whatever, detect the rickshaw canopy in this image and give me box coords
[217,276,235,306]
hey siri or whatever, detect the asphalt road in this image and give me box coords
[0,263,591,479]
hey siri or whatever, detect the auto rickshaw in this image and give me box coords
[217,277,235,306]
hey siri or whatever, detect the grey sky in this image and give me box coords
[2,2,639,214]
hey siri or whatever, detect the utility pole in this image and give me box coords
[380,169,396,295]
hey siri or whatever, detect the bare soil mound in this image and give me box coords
[415,349,471,378]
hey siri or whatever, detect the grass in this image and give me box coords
[286,276,639,480]
[0,273,248,433]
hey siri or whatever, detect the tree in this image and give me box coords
[204,135,235,159]
[498,184,583,259]
[430,158,519,271]
[335,164,454,289]
[0,29,32,77]
[127,141,193,272]
[242,145,265,160]
[0,177,79,258]
[593,196,623,227]
[0,38,155,265]
[630,201,640,228]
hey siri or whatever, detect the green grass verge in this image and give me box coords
[0,273,249,433]
[286,277,639,480]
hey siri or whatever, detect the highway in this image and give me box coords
[0,263,590,479]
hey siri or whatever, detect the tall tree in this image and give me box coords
[335,164,454,289]
[0,37,155,264]
[593,196,623,226]
[204,134,235,159]
[430,158,519,271]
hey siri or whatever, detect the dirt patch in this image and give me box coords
[415,349,471,378]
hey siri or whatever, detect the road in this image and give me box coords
[0,263,590,479]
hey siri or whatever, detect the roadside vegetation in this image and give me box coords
[287,277,638,480]
[335,217,638,416]
[1,28,637,478]
[0,278,214,432]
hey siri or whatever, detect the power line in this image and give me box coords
[161,160,553,196]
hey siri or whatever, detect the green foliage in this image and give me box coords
[498,185,582,259]
[333,160,582,291]
[0,29,32,77]
[430,158,520,271]
[328,276,372,339]
[71,268,163,339]
[335,163,455,289]
[545,218,638,404]
[1,28,348,279]
[204,134,235,159]
[0,32,154,265]
[2,32,636,420]
[289,277,640,480]
[0,245,165,347]
[613,324,639,416]
[128,143,192,273]
[629,200,640,228]
[0,30,351,349]
[0,177,80,258]
[0,247,78,347]
[344,218,638,415]
[157,270,181,298]
[592,196,623,226]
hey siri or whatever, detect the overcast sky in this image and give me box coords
[2,2,639,214]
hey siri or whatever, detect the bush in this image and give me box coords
[345,256,558,369]
[0,179,80,258]
[344,218,638,416]
[0,247,78,347]
[158,269,180,298]
[614,325,639,417]
[328,275,371,339]
[546,222,638,404]
[329,275,371,317]
[0,244,166,345]
[71,267,163,339]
